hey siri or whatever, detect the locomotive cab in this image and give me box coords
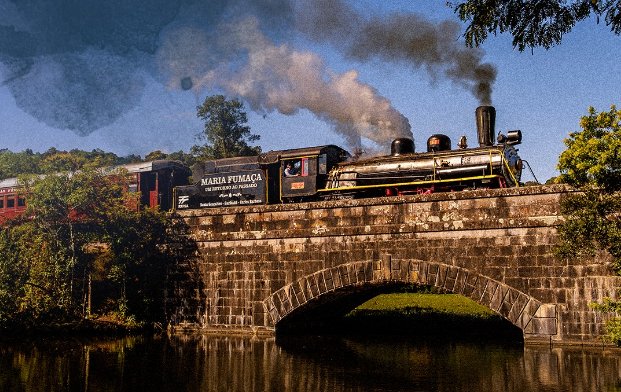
[265,145,350,202]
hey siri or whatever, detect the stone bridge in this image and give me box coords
[166,185,621,344]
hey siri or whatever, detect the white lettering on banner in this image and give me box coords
[201,172,263,186]
[200,202,224,207]
[201,176,227,186]
[177,195,190,208]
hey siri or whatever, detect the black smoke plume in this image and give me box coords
[296,0,496,105]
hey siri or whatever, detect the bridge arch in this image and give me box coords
[263,260,558,337]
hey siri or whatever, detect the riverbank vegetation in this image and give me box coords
[0,168,184,336]
[0,95,257,337]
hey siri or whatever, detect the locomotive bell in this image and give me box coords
[476,106,496,147]
[391,138,415,156]
[427,134,452,152]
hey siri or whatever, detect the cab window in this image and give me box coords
[318,154,327,174]
[283,159,301,177]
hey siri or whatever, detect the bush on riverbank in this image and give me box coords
[0,170,191,336]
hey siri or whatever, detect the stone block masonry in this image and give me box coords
[167,185,621,344]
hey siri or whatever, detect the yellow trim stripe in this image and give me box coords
[318,174,502,192]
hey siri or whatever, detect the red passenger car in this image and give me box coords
[0,178,27,222]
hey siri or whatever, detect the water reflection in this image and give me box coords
[0,335,620,391]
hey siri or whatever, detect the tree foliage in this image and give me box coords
[145,149,197,167]
[450,0,621,51]
[192,95,261,160]
[0,149,40,179]
[556,106,621,265]
[0,168,181,330]
[556,105,621,344]
[0,147,143,179]
[558,106,621,191]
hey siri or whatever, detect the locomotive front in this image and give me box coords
[322,106,523,197]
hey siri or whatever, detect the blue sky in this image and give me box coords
[0,1,619,182]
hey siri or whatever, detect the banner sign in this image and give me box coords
[175,169,266,209]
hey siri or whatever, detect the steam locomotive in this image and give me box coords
[0,106,525,220]
[174,105,525,209]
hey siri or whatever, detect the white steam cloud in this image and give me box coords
[192,19,412,147]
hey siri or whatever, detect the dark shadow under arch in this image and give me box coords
[263,260,557,337]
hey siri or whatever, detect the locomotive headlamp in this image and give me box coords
[506,130,522,145]
[497,130,522,146]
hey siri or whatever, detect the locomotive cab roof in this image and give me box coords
[259,145,350,163]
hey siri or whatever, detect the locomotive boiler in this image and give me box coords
[319,106,523,198]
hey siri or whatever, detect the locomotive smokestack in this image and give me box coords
[476,106,496,147]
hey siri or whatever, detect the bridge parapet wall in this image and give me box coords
[168,185,621,344]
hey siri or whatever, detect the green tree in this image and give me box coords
[556,105,621,344]
[39,151,89,173]
[0,168,180,330]
[166,150,198,167]
[0,149,42,179]
[145,150,168,161]
[558,106,621,192]
[450,0,621,51]
[40,148,123,173]
[192,95,261,160]
[0,224,29,327]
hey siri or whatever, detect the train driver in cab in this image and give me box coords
[284,162,298,177]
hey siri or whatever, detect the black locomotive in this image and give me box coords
[174,105,525,210]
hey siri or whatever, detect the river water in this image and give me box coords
[0,334,620,392]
